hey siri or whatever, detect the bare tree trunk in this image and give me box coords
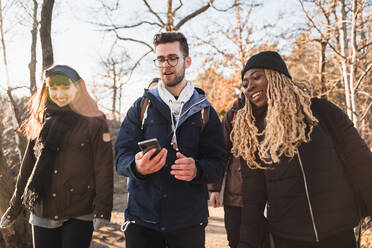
[0,0,25,158]
[165,0,174,31]
[29,0,38,94]
[358,7,367,65]
[0,2,31,246]
[319,41,327,98]
[6,89,27,154]
[40,0,54,69]
[338,0,353,119]
[112,64,117,121]
[235,4,246,67]
[118,83,123,121]
[356,4,370,143]
[349,0,360,129]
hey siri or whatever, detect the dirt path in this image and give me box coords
[90,205,228,248]
[90,174,228,247]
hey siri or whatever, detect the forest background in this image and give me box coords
[0,0,371,247]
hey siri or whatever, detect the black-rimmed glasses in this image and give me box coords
[153,56,184,67]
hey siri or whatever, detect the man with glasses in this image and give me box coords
[115,32,227,248]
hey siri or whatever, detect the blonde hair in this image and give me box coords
[230,69,318,169]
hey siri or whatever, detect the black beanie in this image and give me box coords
[241,51,291,80]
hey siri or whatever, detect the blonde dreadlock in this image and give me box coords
[230,69,318,169]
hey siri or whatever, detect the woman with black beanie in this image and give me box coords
[233,51,372,248]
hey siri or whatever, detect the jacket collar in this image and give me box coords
[146,86,211,128]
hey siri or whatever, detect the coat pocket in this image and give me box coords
[64,178,95,213]
[127,182,159,224]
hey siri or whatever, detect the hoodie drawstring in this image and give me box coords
[169,100,184,151]
[121,220,135,232]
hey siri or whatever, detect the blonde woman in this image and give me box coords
[233,51,372,248]
[0,65,113,248]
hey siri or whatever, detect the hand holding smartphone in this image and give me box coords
[138,138,162,159]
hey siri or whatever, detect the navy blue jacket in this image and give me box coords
[115,87,227,232]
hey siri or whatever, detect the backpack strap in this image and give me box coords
[231,110,237,128]
[140,97,149,122]
[200,106,210,133]
[140,78,159,127]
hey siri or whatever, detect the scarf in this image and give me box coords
[158,80,194,150]
[22,102,80,210]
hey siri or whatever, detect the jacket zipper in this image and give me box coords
[179,98,207,119]
[297,148,320,243]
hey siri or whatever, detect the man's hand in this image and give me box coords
[135,148,167,175]
[210,192,221,208]
[170,152,197,181]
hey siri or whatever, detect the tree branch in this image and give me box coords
[354,63,372,91]
[143,0,164,26]
[314,0,330,22]
[99,0,120,12]
[212,0,246,12]
[115,32,154,51]
[7,86,29,92]
[172,0,183,16]
[175,0,214,30]
[125,49,153,84]
[16,1,33,19]
[360,100,372,122]
[96,21,162,31]
[194,36,230,57]
[298,0,346,60]
[358,41,372,51]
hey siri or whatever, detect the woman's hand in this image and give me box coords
[210,192,221,208]
[0,214,14,229]
[93,218,109,231]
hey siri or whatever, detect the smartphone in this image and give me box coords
[138,138,162,159]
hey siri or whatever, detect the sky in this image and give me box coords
[0,0,303,117]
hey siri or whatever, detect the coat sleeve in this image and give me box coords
[91,117,114,220]
[193,106,227,185]
[238,165,268,248]
[115,98,145,180]
[207,110,232,192]
[314,98,372,218]
[4,140,36,221]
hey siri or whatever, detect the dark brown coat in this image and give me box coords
[4,116,113,222]
[208,96,247,207]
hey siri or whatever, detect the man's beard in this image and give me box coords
[161,64,185,87]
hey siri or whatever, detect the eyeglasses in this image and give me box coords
[153,56,184,68]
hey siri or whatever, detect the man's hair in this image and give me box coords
[153,32,189,57]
